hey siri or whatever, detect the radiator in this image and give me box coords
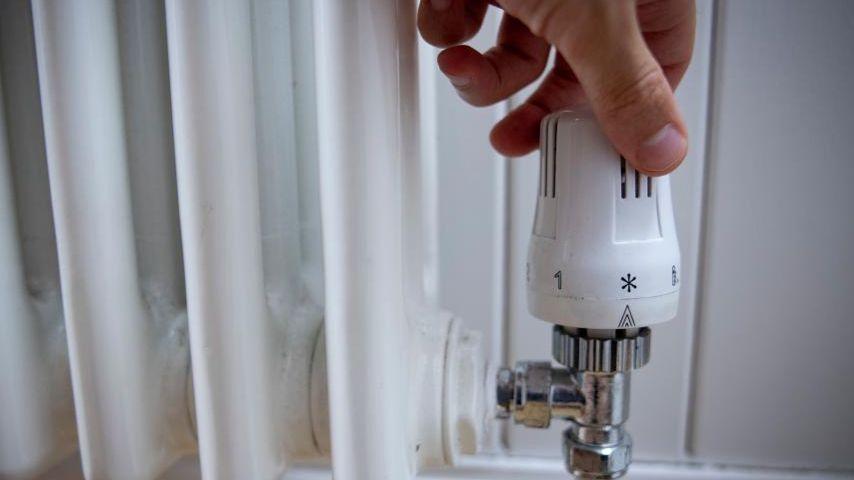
[0,0,489,479]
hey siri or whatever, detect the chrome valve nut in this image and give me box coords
[495,367,515,419]
[494,362,554,428]
[563,424,632,479]
[553,326,651,373]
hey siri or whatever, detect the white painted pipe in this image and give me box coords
[0,75,56,479]
[252,0,326,460]
[117,0,185,304]
[0,3,76,474]
[114,0,198,463]
[315,0,492,476]
[252,0,303,311]
[289,0,325,308]
[165,0,292,477]
[0,0,60,292]
[32,0,190,477]
[314,0,416,477]
[417,37,441,309]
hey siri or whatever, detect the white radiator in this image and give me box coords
[0,0,489,479]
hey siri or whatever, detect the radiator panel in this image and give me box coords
[0,1,456,479]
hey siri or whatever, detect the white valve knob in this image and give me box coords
[527,110,681,329]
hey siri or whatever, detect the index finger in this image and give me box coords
[418,0,490,47]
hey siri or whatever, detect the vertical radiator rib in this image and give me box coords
[0,0,61,293]
[0,76,55,478]
[0,1,74,476]
[251,0,326,461]
[288,0,325,308]
[165,0,286,477]
[118,0,185,304]
[253,0,303,309]
[31,0,191,477]
[315,0,415,478]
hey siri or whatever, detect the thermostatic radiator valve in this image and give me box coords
[496,110,681,479]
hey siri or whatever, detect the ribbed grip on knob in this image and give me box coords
[552,326,651,372]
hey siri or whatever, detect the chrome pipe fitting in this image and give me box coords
[496,327,650,479]
[563,424,631,480]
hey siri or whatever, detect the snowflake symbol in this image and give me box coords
[620,273,637,293]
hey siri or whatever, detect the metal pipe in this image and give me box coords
[0,75,55,478]
[0,3,74,475]
[314,0,415,476]
[31,0,189,476]
[315,1,492,475]
[0,0,60,292]
[117,0,185,305]
[288,0,325,309]
[496,327,649,478]
[165,0,288,477]
[252,0,304,311]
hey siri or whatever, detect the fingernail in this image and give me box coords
[431,0,452,11]
[637,124,686,173]
[446,74,470,88]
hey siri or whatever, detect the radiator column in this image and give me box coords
[0,76,56,478]
[31,0,192,477]
[165,0,289,477]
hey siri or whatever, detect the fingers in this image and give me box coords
[636,0,694,33]
[418,0,490,47]
[437,14,550,106]
[640,0,696,89]
[490,56,585,156]
[498,0,689,175]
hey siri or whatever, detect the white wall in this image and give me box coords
[431,0,854,475]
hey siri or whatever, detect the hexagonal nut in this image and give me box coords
[513,361,553,429]
[495,367,515,419]
[562,427,632,479]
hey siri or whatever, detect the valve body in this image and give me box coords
[497,111,681,478]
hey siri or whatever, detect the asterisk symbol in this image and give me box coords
[621,273,637,293]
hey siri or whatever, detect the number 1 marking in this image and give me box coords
[554,270,562,290]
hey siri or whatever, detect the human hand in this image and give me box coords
[418,0,695,175]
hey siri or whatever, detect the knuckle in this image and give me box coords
[509,0,574,43]
[637,0,695,32]
[597,64,668,121]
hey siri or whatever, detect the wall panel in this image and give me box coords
[690,0,854,468]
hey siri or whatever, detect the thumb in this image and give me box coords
[498,0,688,175]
